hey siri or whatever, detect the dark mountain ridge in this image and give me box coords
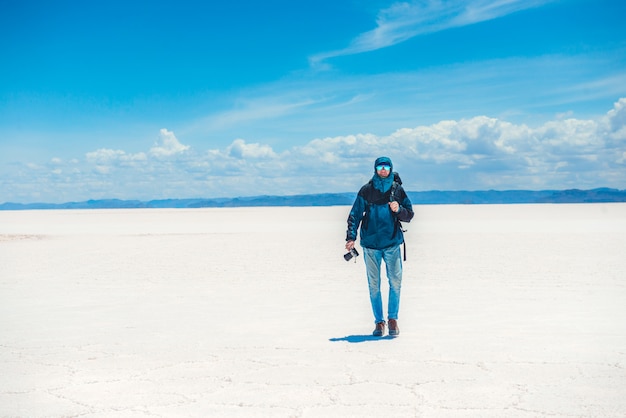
[1,188,625,210]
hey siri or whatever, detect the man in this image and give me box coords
[345,157,414,337]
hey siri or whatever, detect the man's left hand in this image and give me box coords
[389,201,400,213]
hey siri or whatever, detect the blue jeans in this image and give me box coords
[363,245,403,324]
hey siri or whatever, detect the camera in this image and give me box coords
[343,248,359,262]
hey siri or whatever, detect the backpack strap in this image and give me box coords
[390,178,408,261]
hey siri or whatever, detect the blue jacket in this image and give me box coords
[346,173,414,249]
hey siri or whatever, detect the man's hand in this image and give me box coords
[389,201,400,213]
[345,240,355,251]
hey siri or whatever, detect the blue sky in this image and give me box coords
[1,0,625,203]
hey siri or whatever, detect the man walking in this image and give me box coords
[345,157,414,337]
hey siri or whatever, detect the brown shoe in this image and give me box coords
[373,321,385,337]
[388,319,399,336]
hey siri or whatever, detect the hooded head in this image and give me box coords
[371,156,394,192]
[374,156,393,174]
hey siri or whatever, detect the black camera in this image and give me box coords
[343,248,359,262]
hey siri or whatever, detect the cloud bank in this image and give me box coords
[2,99,624,203]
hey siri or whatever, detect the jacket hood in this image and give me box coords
[372,157,394,193]
[374,156,393,173]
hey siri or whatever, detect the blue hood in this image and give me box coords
[372,156,394,193]
[374,156,393,172]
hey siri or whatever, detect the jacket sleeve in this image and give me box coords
[346,194,366,241]
[395,188,414,223]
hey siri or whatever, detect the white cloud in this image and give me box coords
[94,165,111,175]
[86,148,147,164]
[604,98,626,141]
[285,100,624,190]
[227,139,277,159]
[3,98,625,203]
[150,129,190,157]
[310,0,556,66]
[86,149,126,163]
[536,119,599,150]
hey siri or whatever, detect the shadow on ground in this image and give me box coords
[329,335,396,343]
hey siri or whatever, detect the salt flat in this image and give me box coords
[1,204,625,418]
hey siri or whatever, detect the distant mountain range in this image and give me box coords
[1,188,625,210]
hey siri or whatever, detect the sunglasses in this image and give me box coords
[376,164,391,171]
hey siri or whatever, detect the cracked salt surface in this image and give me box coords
[1,204,625,417]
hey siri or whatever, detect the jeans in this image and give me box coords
[363,245,403,324]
